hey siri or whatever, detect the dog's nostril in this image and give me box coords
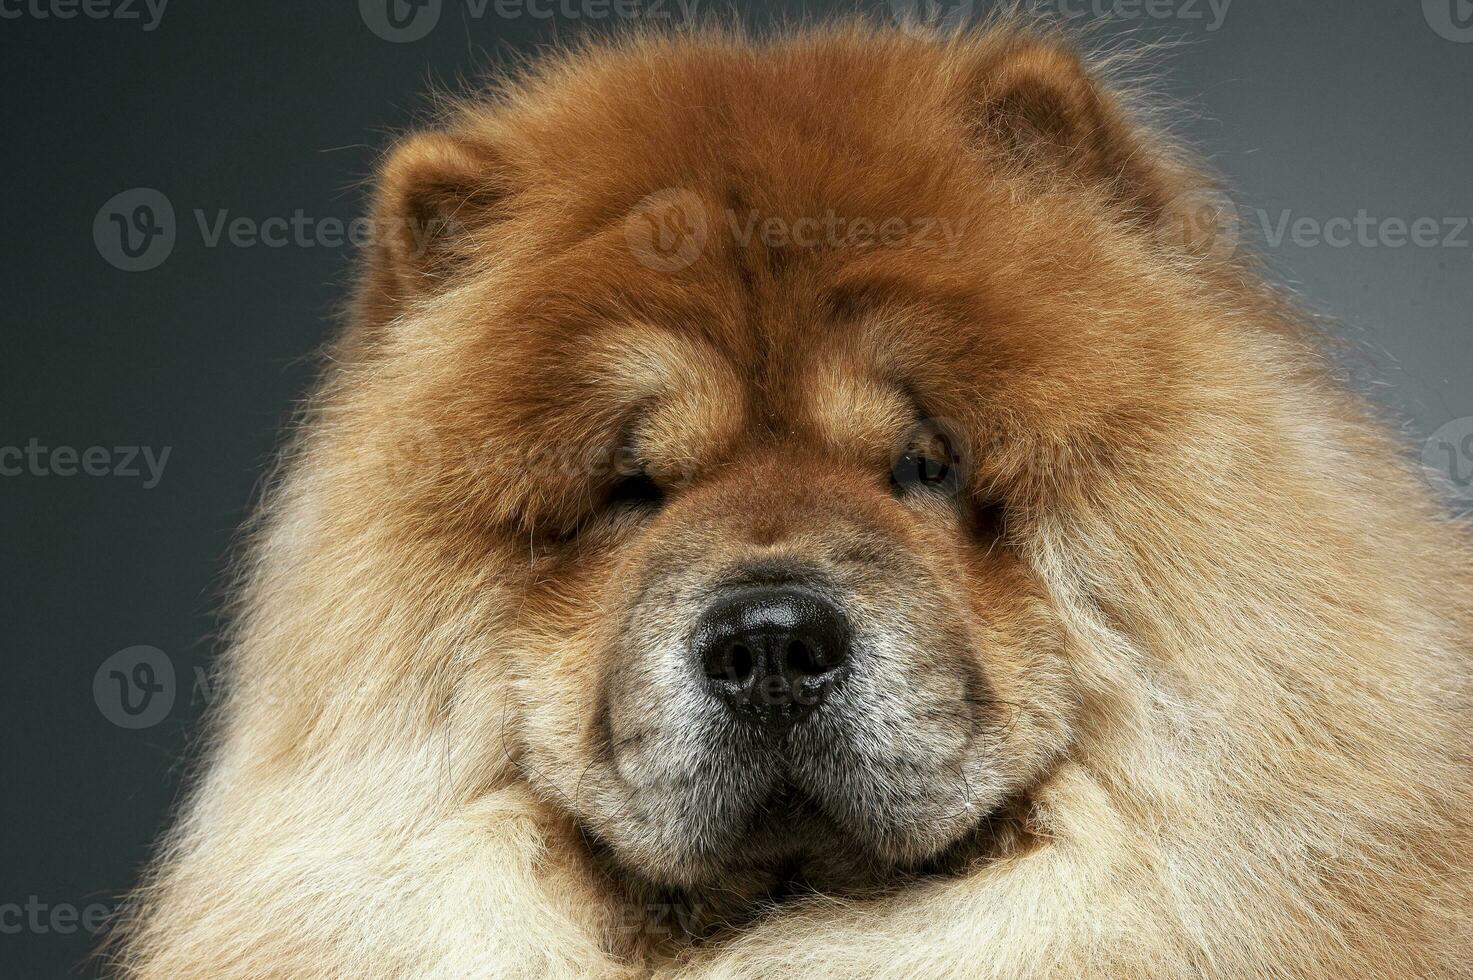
[703,641,755,682]
[691,585,850,727]
[727,643,755,682]
[786,638,819,676]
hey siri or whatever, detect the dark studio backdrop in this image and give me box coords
[2,1,1469,975]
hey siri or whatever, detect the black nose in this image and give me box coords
[693,586,850,727]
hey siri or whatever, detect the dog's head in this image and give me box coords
[335,28,1231,903]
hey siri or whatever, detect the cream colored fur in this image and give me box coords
[109,22,1473,980]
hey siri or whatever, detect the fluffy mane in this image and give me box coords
[108,19,1473,979]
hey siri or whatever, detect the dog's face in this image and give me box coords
[349,32,1221,904]
[504,320,1075,895]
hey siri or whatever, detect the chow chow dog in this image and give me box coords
[112,19,1473,979]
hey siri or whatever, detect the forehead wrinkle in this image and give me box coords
[581,322,709,398]
[801,347,916,466]
[580,321,748,478]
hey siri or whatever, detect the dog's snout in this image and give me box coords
[694,586,849,727]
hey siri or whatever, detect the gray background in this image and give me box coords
[1,1,1468,975]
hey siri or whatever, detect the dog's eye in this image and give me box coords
[890,425,964,498]
[890,449,956,493]
[607,470,665,510]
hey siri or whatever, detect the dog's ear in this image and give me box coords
[365,130,512,301]
[966,38,1176,224]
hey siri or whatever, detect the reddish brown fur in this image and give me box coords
[111,21,1473,979]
